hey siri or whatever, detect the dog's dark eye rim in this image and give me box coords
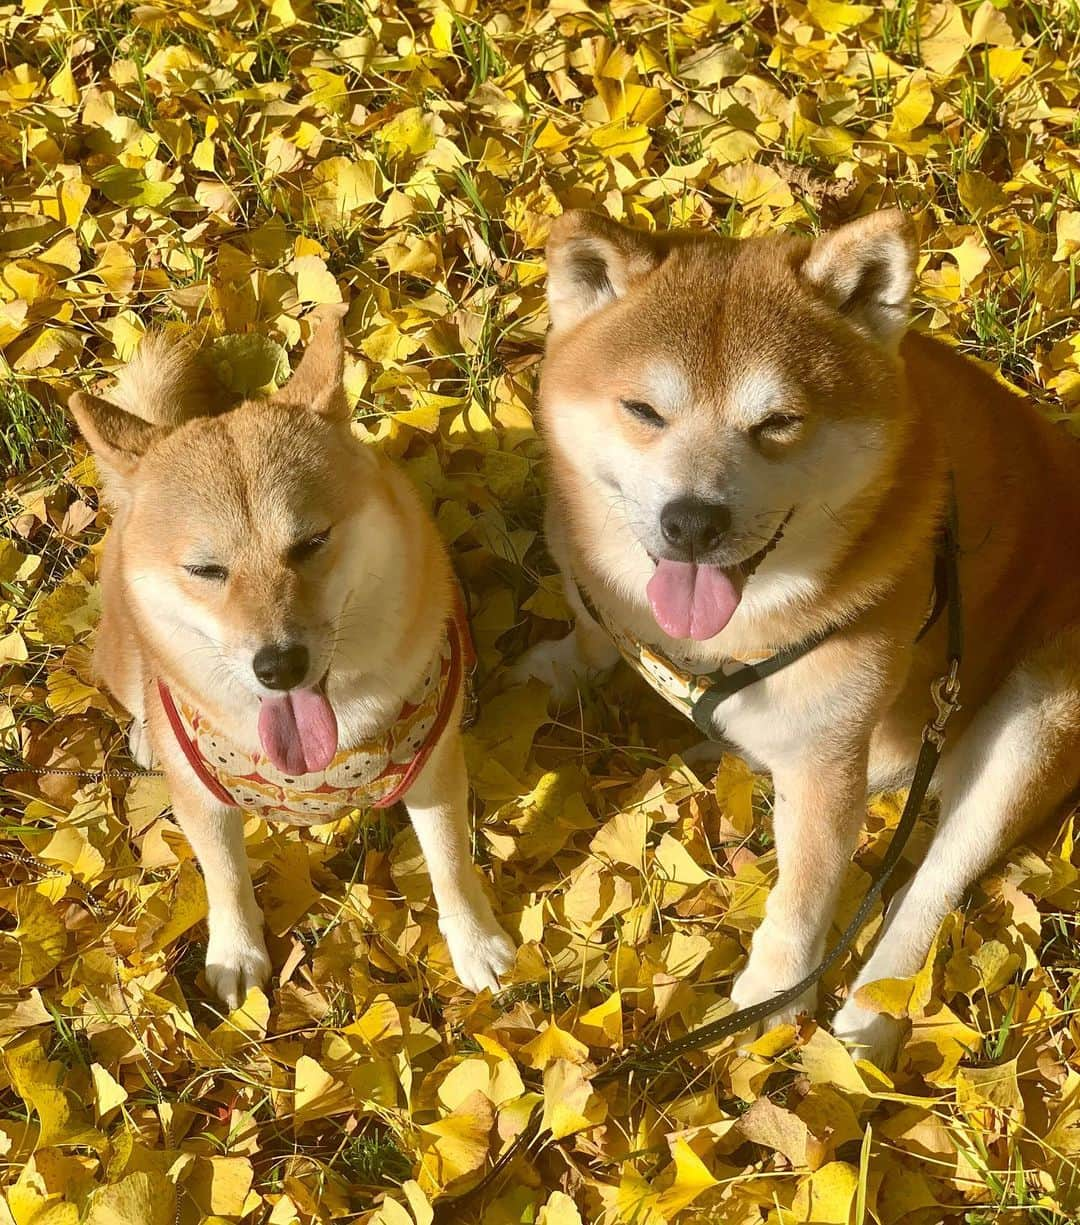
[753,411,805,437]
[184,562,228,581]
[288,529,332,563]
[620,398,666,427]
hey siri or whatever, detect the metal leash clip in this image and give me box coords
[924,660,961,749]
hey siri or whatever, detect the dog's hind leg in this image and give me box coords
[94,601,155,766]
[682,738,766,776]
[170,785,271,1010]
[403,726,516,994]
[509,582,620,707]
[834,641,1080,1067]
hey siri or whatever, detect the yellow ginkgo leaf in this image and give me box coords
[84,1172,176,1225]
[418,1090,494,1193]
[807,0,873,33]
[188,1156,255,1217]
[800,1028,872,1097]
[538,1190,584,1225]
[576,990,623,1049]
[12,887,66,985]
[890,70,934,136]
[293,254,343,305]
[541,1059,606,1141]
[135,859,207,954]
[521,1021,590,1070]
[918,1,971,74]
[788,1161,859,1224]
[970,0,1015,47]
[347,994,403,1048]
[654,833,712,904]
[590,809,650,873]
[654,1137,719,1217]
[293,1055,354,1123]
[90,1063,128,1120]
[738,1097,818,1169]
[5,1036,99,1148]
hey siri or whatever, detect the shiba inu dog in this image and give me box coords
[69,314,515,1007]
[517,208,1080,1065]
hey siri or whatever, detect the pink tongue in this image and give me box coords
[257,688,338,774]
[646,560,743,641]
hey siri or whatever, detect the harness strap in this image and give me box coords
[372,601,471,808]
[157,679,239,807]
[687,624,834,735]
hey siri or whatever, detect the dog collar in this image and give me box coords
[157,596,475,818]
[575,518,951,738]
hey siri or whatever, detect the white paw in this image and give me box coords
[440,910,516,994]
[205,922,271,1010]
[682,738,766,776]
[508,636,593,708]
[128,718,154,768]
[724,931,817,1038]
[832,998,904,1070]
[729,954,818,1033]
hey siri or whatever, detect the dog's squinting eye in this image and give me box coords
[184,563,228,582]
[753,412,804,441]
[289,530,331,564]
[620,398,666,428]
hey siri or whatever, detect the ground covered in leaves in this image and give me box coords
[3,0,1080,1221]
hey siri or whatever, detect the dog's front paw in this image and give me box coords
[439,910,516,994]
[729,960,813,1029]
[734,931,817,1038]
[508,635,593,708]
[205,922,271,1010]
[832,998,904,1070]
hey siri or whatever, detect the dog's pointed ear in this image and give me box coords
[546,210,666,331]
[68,391,162,478]
[274,306,349,420]
[801,210,916,350]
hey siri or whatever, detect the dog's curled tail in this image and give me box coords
[110,331,221,428]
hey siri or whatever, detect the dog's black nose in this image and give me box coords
[253,643,309,690]
[660,497,732,560]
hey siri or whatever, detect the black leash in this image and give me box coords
[688,622,836,736]
[443,482,963,1213]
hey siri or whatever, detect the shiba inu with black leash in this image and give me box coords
[69,313,515,1006]
[516,208,1080,1065]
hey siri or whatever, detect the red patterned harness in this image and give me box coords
[158,600,474,818]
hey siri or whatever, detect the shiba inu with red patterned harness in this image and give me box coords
[69,314,515,1007]
[516,208,1080,1067]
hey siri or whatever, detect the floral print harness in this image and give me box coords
[158,601,474,820]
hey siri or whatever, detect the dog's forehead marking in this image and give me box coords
[725,366,791,429]
[644,359,691,412]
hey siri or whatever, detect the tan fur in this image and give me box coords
[520,208,1080,1065]
[70,316,514,1006]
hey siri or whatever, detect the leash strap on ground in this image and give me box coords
[446,481,963,1213]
